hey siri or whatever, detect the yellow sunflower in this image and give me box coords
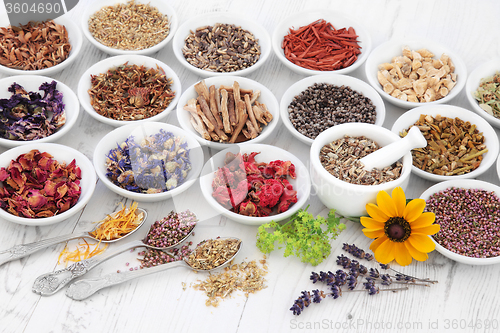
[360,187,440,266]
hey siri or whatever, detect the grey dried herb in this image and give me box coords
[474,72,500,118]
[400,114,487,175]
[182,23,261,72]
[185,238,241,271]
[88,0,170,50]
[319,136,402,185]
[89,63,175,121]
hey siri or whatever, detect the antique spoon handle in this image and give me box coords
[32,239,144,296]
[66,261,187,300]
[0,232,89,267]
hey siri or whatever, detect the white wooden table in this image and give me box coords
[1,1,500,332]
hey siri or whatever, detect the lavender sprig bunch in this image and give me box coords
[290,243,437,316]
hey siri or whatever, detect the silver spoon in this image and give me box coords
[32,221,196,296]
[65,237,242,301]
[0,208,148,267]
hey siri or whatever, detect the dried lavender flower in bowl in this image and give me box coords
[0,75,79,148]
[93,122,204,202]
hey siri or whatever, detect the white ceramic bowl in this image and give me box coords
[176,76,279,150]
[0,143,96,226]
[199,144,311,225]
[272,9,372,76]
[391,105,499,181]
[365,38,467,109]
[280,74,386,145]
[81,0,178,56]
[310,123,412,217]
[465,58,500,129]
[0,16,83,76]
[0,75,79,148]
[78,55,181,127]
[420,179,500,265]
[93,122,203,202]
[172,12,271,78]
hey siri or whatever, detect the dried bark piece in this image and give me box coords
[244,94,260,133]
[220,89,232,134]
[228,93,237,126]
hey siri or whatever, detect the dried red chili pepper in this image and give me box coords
[282,19,361,71]
[211,152,297,217]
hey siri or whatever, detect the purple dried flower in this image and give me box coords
[342,243,374,261]
[330,285,342,299]
[312,289,323,303]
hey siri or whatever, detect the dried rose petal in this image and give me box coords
[0,149,82,218]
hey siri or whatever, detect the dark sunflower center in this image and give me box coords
[384,217,411,242]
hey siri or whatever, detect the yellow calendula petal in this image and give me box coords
[403,198,426,222]
[369,235,388,252]
[412,224,440,236]
[376,190,397,217]
[394,242,413,266]
[391,187,406,217]
[409,212,435,228]
[408,234,436,253]
[374,239,395,264]
[405,241,429,262]
[362,228,386,239]
[360,216,385,229]
[365,203,390,222]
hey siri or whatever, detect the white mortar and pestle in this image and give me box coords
[310,123,426,217]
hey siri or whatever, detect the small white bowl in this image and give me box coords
[465,58,500,129]
[0,75,79,148]
[391,105,499,182]
[0,143,96,226]
[365,38,467,109]
[81,0,178,56]
[78,55,181,127]
[420,179,500,265]
[310,123,412,217]
[93,122,203,202]
[176,76,279,150]
[272,9,372,76]
[172,12,271,78]
[199,144,311,225]
[280,74,386,145]
[0,16,83,76]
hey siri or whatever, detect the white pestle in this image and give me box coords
[359,126,427,171]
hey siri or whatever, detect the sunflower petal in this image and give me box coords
[360,216,385,229]
[377,190,397,216]
[392,187,406,217]
[362,228,386,239]
[409,212,435,228]
[412,224,440,236]
[405,241,429,261]
[374,239,395,264]
[369,235,388,252]
[394,242,413,266]
[408,234,436,253]
[366,203,390,222]
[403,198,426,222]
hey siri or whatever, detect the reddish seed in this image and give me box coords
[282,19,361,71]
